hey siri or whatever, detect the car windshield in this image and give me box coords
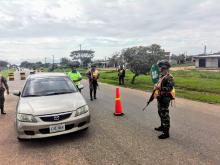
[22,76,77,97]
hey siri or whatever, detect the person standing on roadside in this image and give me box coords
[118,65,125,85]
[154,60,175,139]
[0,73,9,114]
[67,64,82,92]
[86,65,99,101]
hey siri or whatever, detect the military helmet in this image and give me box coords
[157,60,171,69]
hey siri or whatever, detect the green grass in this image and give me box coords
[171,70,220,95]
[172,69,220,79]
[176,89,220,104]
[0,69,15,77]
[51,67,220,104]
[95,69,220,104]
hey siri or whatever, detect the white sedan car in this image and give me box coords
[13,73,90,140]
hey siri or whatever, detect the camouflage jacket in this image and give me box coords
[159,73,175,96]
[0,76,9,94]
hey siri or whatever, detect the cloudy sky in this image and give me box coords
[0,0,220,64]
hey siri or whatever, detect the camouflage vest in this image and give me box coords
[91,70,99,79]
[153,73,175,99]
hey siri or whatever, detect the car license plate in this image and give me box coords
[49,124,65,133]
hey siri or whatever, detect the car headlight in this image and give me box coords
[17,113,37,123]
[75,105,89,117]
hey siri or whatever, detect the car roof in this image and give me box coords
[28,72,67,79]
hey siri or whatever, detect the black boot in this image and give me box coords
[1,107,6,115]
[158,129,169,139]
[154,126,163,132]
[90,90,93,101]
[90,95,93,101]
[94,90,97,99]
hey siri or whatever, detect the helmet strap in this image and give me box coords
[160,68,169,76]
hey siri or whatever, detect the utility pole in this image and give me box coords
[44,57,47,67]
[204,45,207,55]
[52,55,54,71]
[79,44,82,66]
[184,51,187,63]
[79,44,82,58]
[79,44,82,63]
[169,52,172,63]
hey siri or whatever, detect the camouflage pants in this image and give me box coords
[0,94,5,113]
[157,97,171,130]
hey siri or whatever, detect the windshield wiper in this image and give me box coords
[43,91,74,96]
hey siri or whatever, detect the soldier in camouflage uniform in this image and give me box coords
[154,60,175,139]
[0,74,9,114]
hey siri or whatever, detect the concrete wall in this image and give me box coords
[195,58,219,68]
[195,59,199,67]
[170,59,177,65]
[206,58,218,68]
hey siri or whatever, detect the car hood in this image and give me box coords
[18,92,87,116]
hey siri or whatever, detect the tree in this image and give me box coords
[108,52,123,67]
[20,61,43,69]
[176,54,186,64]
[122,44,166,84]
[70,50,95,67]
[0,60,9,68]
[20,61,32,68]
[33,61,43,68]
[60,57,71,67]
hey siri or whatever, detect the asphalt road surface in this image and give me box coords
[0,70,220,165]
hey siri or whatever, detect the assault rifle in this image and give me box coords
[142,89,156,111]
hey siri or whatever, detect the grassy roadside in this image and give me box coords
[0,69,15,78]
[52,67,220,104]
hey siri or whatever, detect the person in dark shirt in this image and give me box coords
[86,65,100,101]
[0,74,9,114]
[118,66,125,85]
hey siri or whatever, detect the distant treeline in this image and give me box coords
[0,60,10,69]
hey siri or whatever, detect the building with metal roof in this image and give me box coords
[193,54,220,68]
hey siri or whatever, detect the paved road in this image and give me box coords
[0,71,220,165]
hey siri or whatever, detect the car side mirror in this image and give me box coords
[13,90,21,97]
[78,84,84,90]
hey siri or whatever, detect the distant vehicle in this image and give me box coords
[13,73,90,140]
[29,70,35,74]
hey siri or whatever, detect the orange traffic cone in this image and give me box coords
[114,87,124,116]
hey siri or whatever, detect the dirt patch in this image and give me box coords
[171,66,220,72]
[170,66,195,71]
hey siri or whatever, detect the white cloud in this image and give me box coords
[0,0,220,64]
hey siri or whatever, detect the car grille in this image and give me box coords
[39,112,72,122]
